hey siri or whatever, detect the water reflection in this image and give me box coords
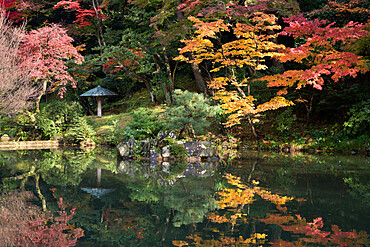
[174,173,369,246]
[81,168,114,199]
[0,148,369,246]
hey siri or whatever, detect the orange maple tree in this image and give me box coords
[259,15,369,122]
[176,12,293,137]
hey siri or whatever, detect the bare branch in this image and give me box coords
[0,10,40,114]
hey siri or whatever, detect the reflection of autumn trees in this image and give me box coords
[0,190,83,247]
[216,174,293,221]
[173,173,293,246]
[174,173,368,246]
[268,214,368,246]
[164,177,218,228]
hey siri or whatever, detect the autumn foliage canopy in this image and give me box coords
[176,12,294,128]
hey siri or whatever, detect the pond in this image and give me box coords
[0,147,369,246]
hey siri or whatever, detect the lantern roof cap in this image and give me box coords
[80,85,118,97]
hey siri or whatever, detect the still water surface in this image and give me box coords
[0,147,369,246]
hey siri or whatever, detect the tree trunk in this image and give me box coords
[91,0,106,47]
[176,7,208,95]
[300,91,314,126]
[247,115,258,138]
[160,43,175,103]
[116,60,157,103]
[35,80,48,113]
[190,60,207,94]
[246,67,258,138]
[153,56,172,103]
[266,29,285,73]
[177,123,187,140]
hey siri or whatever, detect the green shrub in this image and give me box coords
[336,135,369,153]
[36,101,84,139]
[64,117,96,143]
[126,107,165,139]
[344,100,370,136]
[0,113,37,141]
[169,143,188,159]
[96,120,126,145]
[275,108,296,133]
[164,90,220,139]
[35,118,60,139]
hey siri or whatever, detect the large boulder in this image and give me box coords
[117,137,136,157]
[178,141,216,157]
[162,146,171,158]
[117,142,131,157]
[160,141,217,160]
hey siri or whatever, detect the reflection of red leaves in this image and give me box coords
[21,197,84,247]
[136,229,145,239]
[276,204,288,213]
[279,215,368,246]
[260,213,294,225]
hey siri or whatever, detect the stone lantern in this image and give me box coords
[80,85,118,117]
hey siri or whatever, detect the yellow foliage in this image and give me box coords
[175,13,292,128]
[172,240,189,246]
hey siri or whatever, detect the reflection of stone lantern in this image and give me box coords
[81,167,114,199]
[80,85,118,117]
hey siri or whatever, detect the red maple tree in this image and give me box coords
[53,0,108,28]
[20,24,84,109]
[259,15,369,122]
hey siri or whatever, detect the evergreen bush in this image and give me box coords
[164,90,220,139]
[35,101,95,142]
[64,117,96,143]
[126,107,165,139]
[344,100,370,136]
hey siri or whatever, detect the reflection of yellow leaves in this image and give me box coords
[260,213,295,225]
[185,233,267,246]
[256,189,294,205]
[223,174,246,189]
[207,212,229,223]
[172,240,188,246]
[218,174,293,210]
[217,187,255,209]
[176,174,295,246]
[295,198,307,203]
[203,227,220,233]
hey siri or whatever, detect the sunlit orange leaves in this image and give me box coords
[175,12,293,128]
[207,212,229,224]
[259,15,368,93]
[184,233,267,246]
[216,174,293,209]
[172,240,188,246]
[256,97,295,112]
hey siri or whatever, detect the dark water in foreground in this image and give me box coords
[0,147,369,246]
